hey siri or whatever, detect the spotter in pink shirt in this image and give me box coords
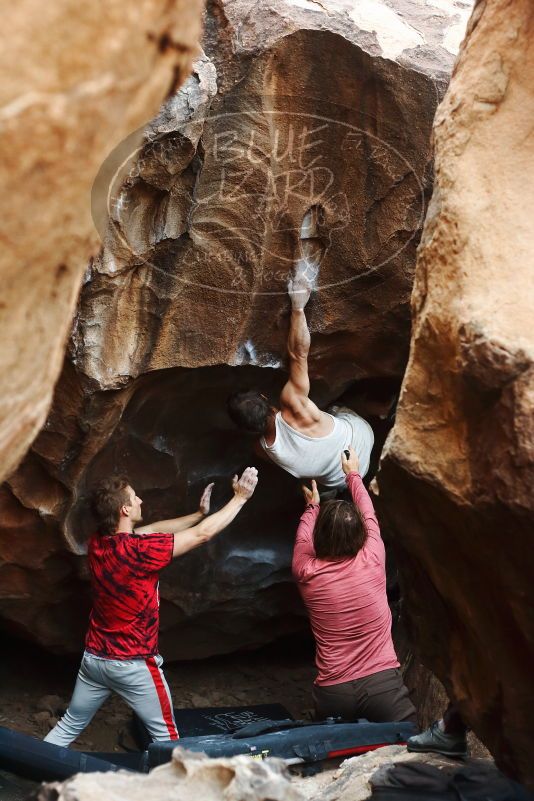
[292,472,399,686]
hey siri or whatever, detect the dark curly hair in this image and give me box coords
[91,475,131,536]
[227,390,271,435]
[313,500,368,559]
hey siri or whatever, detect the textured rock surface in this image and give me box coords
[80,0,472,391]
[0,1,470,656]
[35,748,303,801]
[378,0,534,787]
[32,746,500,801]
[0,0,204,485]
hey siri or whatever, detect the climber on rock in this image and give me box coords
[44,467,258,747]
[227,264,374,493]
[292,446,416,724]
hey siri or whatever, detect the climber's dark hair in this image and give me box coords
[314,499,368,559]
[91,475,131,536]
[227,390,272,435]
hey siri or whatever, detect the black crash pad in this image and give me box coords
[0,769,39,801]
[133,703,293,749]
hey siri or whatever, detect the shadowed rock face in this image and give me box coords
[378,0,534,787]
[68,365,309,659]
[0,1,469,657]
[1,363,397,658]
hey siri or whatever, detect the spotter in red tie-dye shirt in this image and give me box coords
[85,531,174,659]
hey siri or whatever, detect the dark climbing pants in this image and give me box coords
[312,667,417,724]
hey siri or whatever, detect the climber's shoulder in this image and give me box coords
[279,394,325,430]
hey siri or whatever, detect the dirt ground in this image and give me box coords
[0,634,318,753]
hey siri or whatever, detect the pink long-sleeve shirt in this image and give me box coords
[292,472,399,686]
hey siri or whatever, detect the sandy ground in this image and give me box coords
[0,634,317,753]
[0,634,490,756]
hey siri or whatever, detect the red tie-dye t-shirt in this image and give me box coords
[85,531,174,659]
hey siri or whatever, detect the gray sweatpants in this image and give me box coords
[44,651,178,747]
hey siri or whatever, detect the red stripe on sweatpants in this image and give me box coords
[145,657,179,740]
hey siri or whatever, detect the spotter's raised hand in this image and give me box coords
[232,467,258,501]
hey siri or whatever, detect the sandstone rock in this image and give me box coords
[76,0,471,393]
[35,748,303,801]
[0,0,205,486]
[378,0,534,787]
[0,2,470,657]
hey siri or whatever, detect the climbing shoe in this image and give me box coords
[407,721,468,758]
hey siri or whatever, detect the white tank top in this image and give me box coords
[261,409,374,491]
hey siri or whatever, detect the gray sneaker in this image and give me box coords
[407,721,468,758]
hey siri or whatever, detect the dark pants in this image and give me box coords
[313,668,417,724]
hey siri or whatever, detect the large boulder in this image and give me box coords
[378,0,534,786]
[0,0,204,485]
[0,1,470,656]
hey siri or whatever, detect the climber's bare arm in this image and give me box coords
[281,275,322,424]
[280,309,311,404]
